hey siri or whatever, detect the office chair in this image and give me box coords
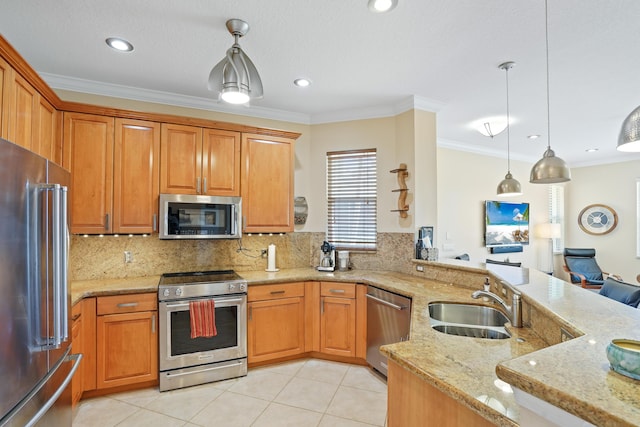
[562,248,621,289]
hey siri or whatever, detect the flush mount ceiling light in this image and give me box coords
[105,37,134,52]
[530,0,571,184]
[496,61,522,197]
[208,19,263,105]
[368,0,398,13]
[617,105,640,152]
[476,120,508,138]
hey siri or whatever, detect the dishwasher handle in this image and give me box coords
[365,293,407,311]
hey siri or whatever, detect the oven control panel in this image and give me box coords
[158,279,248,301]
[229,283,247,292]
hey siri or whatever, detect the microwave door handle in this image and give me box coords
[232,205,237,236]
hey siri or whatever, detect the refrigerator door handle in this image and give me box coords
[44,183,69,348]
[25,353,82,427]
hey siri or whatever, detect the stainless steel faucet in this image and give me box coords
[471,280,523,328]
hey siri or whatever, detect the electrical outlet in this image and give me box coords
[416,265,424,272]
[124,251,133,263]
[261,249,268,258]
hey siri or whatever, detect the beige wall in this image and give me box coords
[564,160,640,282]
[436,148,549,270]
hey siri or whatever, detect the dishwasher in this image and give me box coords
[366,285,411,377]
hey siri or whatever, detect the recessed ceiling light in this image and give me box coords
[106,37,134,52]
[527,134,540,140]
[585,148,599,153]
[368,0,398,13]
[294,78,311,87]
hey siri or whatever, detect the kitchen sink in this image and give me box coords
[428,302,509,327]
[431,324,511,340]
[428,302,511,340]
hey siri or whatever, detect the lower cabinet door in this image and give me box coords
[71,314,83,405]
[248,296,305,363]
[96,311,158,389]
[320,296,356,357]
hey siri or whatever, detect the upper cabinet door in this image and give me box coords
[160,123,202,195]
[63,112,115,234]
[6,72,38,151]
[201,129,240,196]
[241,134,295,233]
[113,118,160,234]
[0,57,12,140]
[34,96,59,162]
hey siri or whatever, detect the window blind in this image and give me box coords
[549,184,565,253]
[326,149,377,251]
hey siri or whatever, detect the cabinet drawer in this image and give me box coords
[248,282,305,302]
[97,293,157,315]
[321,282,356,299]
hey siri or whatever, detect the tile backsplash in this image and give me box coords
[69,232,415,281]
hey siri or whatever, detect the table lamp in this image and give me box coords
[535,223,561,274]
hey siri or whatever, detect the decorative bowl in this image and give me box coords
[606,339,640,380]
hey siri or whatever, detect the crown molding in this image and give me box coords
[41,72,446,126]
[40,72,312,125]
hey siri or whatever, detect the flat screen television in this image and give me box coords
[484,200,529,247]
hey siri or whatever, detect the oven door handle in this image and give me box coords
[164,297,245,309]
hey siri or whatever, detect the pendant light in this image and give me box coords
[617,105,640,152]
[497,61,522,197]
[208,19,263,105]
[530,0,571,184]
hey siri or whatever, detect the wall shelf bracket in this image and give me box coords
[390,163,409,218]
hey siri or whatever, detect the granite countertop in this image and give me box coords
[70,264,640,427]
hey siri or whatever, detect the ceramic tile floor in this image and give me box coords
[72,359,388,427]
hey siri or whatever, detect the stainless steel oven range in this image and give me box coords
[158,270,247,392]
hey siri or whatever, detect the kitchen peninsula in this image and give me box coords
[71,261,640,427]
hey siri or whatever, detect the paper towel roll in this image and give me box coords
[267,244,277,271]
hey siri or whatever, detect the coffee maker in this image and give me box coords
[317,240,336,272]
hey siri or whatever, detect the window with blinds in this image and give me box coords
[549,184,565,253]
[326,149,377,251]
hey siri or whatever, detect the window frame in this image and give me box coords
[326,148,377,251]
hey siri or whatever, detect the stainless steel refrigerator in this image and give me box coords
[0,138,81,426]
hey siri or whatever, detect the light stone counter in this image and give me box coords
[70,264,640,427]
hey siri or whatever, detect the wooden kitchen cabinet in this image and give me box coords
[247,282,305,364]
[4,71,38,152]
[96,293,158,389]
[0,56,10,140]
[160,123,240,196]
[113,118,160,233]
[34,95,60,163]
[320,282,357,357]
[241,133,295,233]
[64,113,160,234]
[0,56,60,164]
[71,302,84,406]
[63,112,114,234]
[387,359,494,427]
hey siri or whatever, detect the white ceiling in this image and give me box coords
[2,0,640,167]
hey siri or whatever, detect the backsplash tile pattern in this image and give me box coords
[69,232,415,281]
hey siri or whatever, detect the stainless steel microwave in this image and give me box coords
[159,194,242,239]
